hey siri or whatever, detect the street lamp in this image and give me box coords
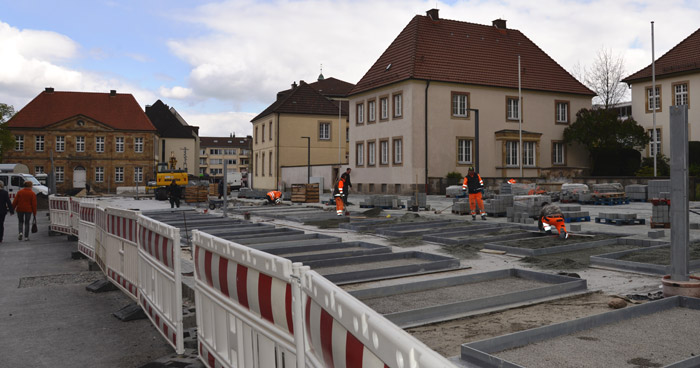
[301,136,310,184]
[466,108,480,173]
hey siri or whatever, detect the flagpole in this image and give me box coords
[651,21,657,177]
[518,55,523,178]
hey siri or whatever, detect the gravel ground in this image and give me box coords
[18,271,104,288]
[314,258,427,275]
[617,241,700,265]
[359,277,548,314]
[495,307,700,368]
[520,244,642,270]
[504,234,619,250]
[387,236,425,247]
[276,246,368,257]
[451,228,525,241]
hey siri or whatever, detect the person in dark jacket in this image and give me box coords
[168,180,181,208]
[0,181,15,242]
[340,168,352,205]
[218,180,224,199]
[462,167,485,220]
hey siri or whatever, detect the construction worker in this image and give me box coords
[333,175,346,216]
[507,179,516,184]
[462,167,486,220]
[340,168,352,205]
[538,204,569,239]
[266,190,282,205]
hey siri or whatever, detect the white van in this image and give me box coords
[0,173,50,199]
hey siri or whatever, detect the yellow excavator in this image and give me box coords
[147,153,188,200]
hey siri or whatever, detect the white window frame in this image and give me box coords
[458,139,472,164]
[506,141,519,167]
[134,167,143,183]
[393,94,402,117]
[96,137,105,153]
[34,166,44,175]
[507,98,520,120]
[368,141,376,165]
[649,128,661,157]
[134,137,143,153]
[356,143,364,166]
[393,139,402,164]
[115,137,124,153]
[523,141,536,167]
[356,103,364,124]
[675,83,688,106]
[553,142,565,165]
[35,135,45,152]
[76,136,85,152]
[452,94,468,117]
[55,166,64,183]
[210,149,222,155]
[15,135,23,151]
[647,86,661,111]
[115,167,124,183]
[380,140,389,164]
[319,122,331,140]
[56,136,65,152]
[380,97,389,120]
[368,100,376,122]
[556,102,568,123]
[95,167,104,183]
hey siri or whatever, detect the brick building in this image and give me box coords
[5,88,157,194]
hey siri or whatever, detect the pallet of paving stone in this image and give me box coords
[650,221,671,229]
[595,217,646,226]
[564,216,590,223]
[291,183,319,203]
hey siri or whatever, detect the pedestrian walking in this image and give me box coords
[340,168,352,205]
[0,181,15,242]
[462,167,486,220]
[218,180,224,199]
[168,180,181,208]
[12,181,37,241]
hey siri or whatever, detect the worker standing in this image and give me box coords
[462,167,486,220]
[333,176,346,216]
[340,167,352,205]
[538,204,569,239]
[168,180,181,208]
[266,190,282,205]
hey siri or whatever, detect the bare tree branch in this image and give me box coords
[581,48,627,109]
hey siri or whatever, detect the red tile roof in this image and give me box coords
[350,14,594,96]
[252,81,348,122]
[308,77,355,97]
[623,28,700,83]
[8,90,156,131]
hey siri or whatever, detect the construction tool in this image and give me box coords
[434,203,453,214]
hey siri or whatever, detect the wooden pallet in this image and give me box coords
[564,216,591,223]
[291,183,319,203]
[650,199,671,206]
[650,221,671,229]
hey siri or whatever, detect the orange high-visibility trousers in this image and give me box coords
[542,215,567,235]
[335,196,344,215]
[469,192,484,215]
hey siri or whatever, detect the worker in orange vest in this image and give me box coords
[538,204,569,239]
[462,167,485,220]
[333,176,345,216]
[266,190,282,205]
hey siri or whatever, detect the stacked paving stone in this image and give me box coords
[364,195,403,208]
[510,183,536,195]
[559,204,590,219]
[512,195,551,218]
[561,183,588,202]
[651,201,670,225]
[599,212,638,220]
[591,183,624,193]
[648,180,671,200]
[484,194,514,216]
[625,184,648,201]
[446,185,464,198]
[500,183,513,194]
[508,210,535,224]
[452,200,469,214]
[407,193,427,209]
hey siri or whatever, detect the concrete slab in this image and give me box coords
[590,240,700,275]
[484,233,622,256]
[269,241,392,262]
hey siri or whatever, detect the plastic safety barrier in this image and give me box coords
[104,207,141,300]
[192,230,303,368]
[301,269,457,368]
[94,206,107,272]
[70,198,80,236]
[77,200,96,260]
[137,215,184,354]
[48,195,71,235]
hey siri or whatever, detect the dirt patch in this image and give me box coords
[506,234,618,250]
[361,207,383,217]
[617,241,700,265]
[406,292,616,358]
[387,236,425,248]
[453,228,525,242]
[521,244,641,270]
[19,271,104,288]
[304,218,348,229]
[438,243,483,259]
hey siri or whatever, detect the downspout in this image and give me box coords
[276,112,280,191]
[425,80,431,194]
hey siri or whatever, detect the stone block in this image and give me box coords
[648,230,665,239]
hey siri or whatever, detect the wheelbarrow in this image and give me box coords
[208,199,224,210]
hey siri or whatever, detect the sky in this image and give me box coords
[1,0,699,137]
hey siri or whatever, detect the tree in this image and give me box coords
[574,48,627,109]
[0,103,16,161]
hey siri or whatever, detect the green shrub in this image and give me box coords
[446,171,463,179]
[636,153,670,176]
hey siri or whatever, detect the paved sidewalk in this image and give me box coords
[0,211,173,368]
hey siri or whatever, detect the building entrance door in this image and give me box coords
[73,166,86,189]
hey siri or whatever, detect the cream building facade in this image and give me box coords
[199,136,252,184]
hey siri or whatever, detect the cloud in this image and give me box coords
[159,86,194,99]
[177,110,256,137]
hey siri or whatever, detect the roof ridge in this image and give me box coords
[623,27,700,82]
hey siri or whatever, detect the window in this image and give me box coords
[226,159,237,165]
[134,137,143,153]
[555,101,569,123]
[56,136,65,152]
[523,141,536,166]
[346,127,349,142]
[210,158,223,165]
[673,82,688,106]
[262,125,266,142]
[199,168,206,174]
[210,149,222,155]
[34,166,44,175]
[199,158,207,165]
[255,153,258,176]
[368,100,376,122]
[458,139,472,164]
[356,103,365,124]
[506,141,519,167]
[261,152,265,176]
[210,168,223,175]
[35,135,45,152]
[55,166,64,183]
[200,149,207,155]
[380,140,389,164]
[96,137,105,153]
[367,141,376,166]
[224,148,236,155]
[393,138,403,164]
[95,167,104,183]
[255,126,258,144]
[393,93,403,118]
[452,92,470,118]
[134,167,143,183]
[76,136,85,152]
[115,167,124,183]
[269,121,272,140]
[380,97,389,120]
[115,137,124,152]
[507,97,520,120]
[646,86,661,112]
[356,143,364,166]
[15,135,23,151]
[649,128,661,156]
[552,141,565,165]
[269,151,272,176]
[319,122,331,140]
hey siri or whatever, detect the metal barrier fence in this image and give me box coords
[48,195,71,235]
[138,214,184,354]
[104,207,141,300]
[77,200,96,260]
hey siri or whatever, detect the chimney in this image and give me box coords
[426,8,439,21]
[291,81,298,89]
[492,19,507,29]
[110,90,117,96]
[45,87,54,93]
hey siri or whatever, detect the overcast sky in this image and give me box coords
[1,0,699,137]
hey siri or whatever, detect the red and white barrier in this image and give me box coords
[77,200,96,260]
[301,270,457,368]
[94,206,107,273]
[70,198,80,236]
[137,215,184,354]
[192,230,303,368]
[103,207,141,300]
[48,195,71,235]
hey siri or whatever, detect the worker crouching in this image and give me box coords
[266,190,282,205]
[333,176,346,216]
[462,167,486,220]
[538,204,569,239]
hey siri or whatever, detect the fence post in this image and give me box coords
[292,263,305,368]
